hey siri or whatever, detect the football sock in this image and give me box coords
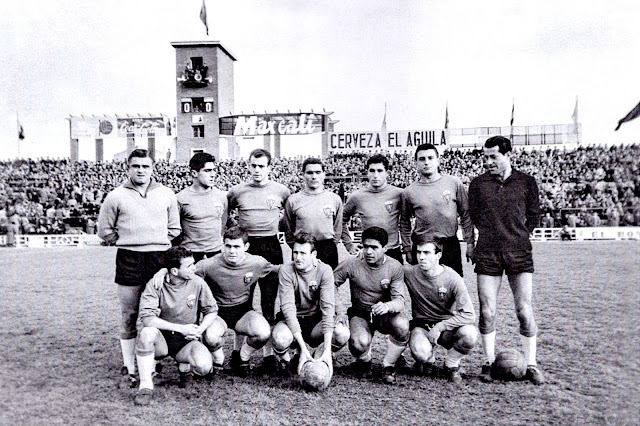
[233,333,245,351]
[520,334,537,366]
[240,341,256,362]
[136,353,154,390]
[178,362,191,373]
[383,339,406,368]
[481,331,496,364]
[444,348,465,369]
[120,338,137,375]
[212,348,225,366]
[281,350,291,362]
[357,345,372,362]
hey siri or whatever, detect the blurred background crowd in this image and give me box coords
[1,144,639,241]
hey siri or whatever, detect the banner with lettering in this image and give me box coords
[329,129,450,153]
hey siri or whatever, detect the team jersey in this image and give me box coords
[176,187,228,253]
[334,254,405,313]
[399,175,473,250]
[137,274,217,328]
[403,264,475,332]
[195,253,276,307]
[279,260,335,335]
[227,181,290,237]
[341,183,403,251]
[283,190,343,244]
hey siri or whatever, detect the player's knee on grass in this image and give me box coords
[452,325,478,355]
[271,321,293,353]
[410,328,433,363]
[332,322,350,351]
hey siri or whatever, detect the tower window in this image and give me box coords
[193,125,205,138]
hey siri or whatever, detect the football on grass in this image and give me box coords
[300,360,331,391]
[491,349,527,381]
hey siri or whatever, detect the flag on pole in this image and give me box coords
[200,0,209,36]
[571,95,579,124]
[510,99,515,126]
[444,103,449,129]
[17,113,25,140]
[615,101,640,131]
[381,102,387,133]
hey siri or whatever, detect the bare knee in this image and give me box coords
[271,323,293,353]
[137,327,159,351]
[203,322,226,350]
[410,332,433,363]
[454,325,478,353]
[332,323,350,350]
[349,330,371,356]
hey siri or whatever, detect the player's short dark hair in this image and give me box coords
[302,157,324,172]
[165,246,193,271]
[293,232,316,252]
[366,154,390,171]
[127,148,151,164]
[249,148,272,165]
[415,143,439,159]
[224,226,248,243]
[484,136,512,154]
[413,234,443,254]
[361,226,388,247]
[189,152,216,171]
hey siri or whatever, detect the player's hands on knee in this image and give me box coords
[181,323,201,339]
[371,302,390,316]
[152,268,168,290]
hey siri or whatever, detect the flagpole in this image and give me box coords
[16,111,21,159]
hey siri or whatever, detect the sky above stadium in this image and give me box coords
[1,0,639,159]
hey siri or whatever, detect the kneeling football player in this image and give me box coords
[334,226,410,385]
[271,233,350,377]
[134,247,219,406]
[403,236,477,385]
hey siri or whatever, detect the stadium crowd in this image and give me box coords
[1,144,639,240]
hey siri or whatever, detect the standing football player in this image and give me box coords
[175,152,227,262]
[400,143,474,276]
[341,154,404,264]
[283,157,343,269]
[271,233,350,376]
[334,226,409,385]
[134,247,218,405]
[468,135,545,385]
[227,149,290,369]
[97,148,181,389]
[404,236,477,385]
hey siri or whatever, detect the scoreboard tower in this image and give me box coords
[171,41,236,163]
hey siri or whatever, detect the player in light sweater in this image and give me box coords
[97,148,181,389]
[341,154,404,264]
[175,152,228,261]
[283,157,343,269]
[403,235,477,385]
[271,233,350,377]
[334,226,410,385]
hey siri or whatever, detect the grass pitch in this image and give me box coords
[0,241,638,425]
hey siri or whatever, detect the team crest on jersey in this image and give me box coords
[266,196,278,209]
[384,200,394,213]
[442,190,452,204]
[322,205,334,218]
[186,294,196,309]
[309,280,318,292]
[380,279,390,290]
[244,272,254,284]
[438,286,447,300]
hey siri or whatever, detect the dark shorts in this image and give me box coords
[276,311,322,342]
[314,239,339,269]
[412,234,463,276]
[409,318,459,350]
[409,318,437,331]
[474,250,534,276]
[248,235,282,324]
[115,249,166,286]
[192,250,221,263]
[218,301,253,330]
[348,306,398,336]
[160,329,191,358]
[385,247,404,265]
